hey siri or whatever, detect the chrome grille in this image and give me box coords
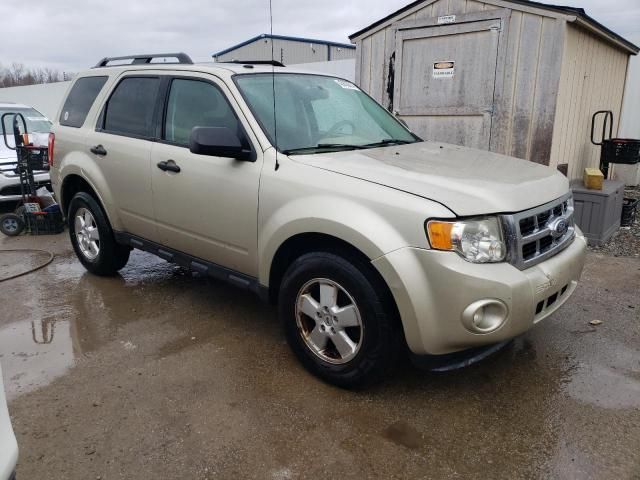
[502,193,575,270]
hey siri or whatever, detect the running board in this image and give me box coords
[114,231,266,299]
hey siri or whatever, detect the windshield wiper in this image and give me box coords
[361,139,415,148]
[282,143,368,155]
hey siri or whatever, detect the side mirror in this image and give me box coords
[189,126,254,161]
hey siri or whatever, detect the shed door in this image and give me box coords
[393,19,502,150]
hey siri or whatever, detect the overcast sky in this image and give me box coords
[0,0,638,73]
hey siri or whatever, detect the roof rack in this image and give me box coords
[94,53,193,68]
[225,60,285,67]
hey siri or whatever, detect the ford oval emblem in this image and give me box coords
[550,218,568,238]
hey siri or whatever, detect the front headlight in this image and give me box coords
[426,217,506,263]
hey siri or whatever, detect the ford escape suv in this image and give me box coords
[50,53,587,387]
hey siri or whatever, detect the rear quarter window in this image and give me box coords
[59,76,108,127]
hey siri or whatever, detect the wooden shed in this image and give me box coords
[350,0,639,179]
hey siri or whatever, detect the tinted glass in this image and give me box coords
[59,76,107,127]
[164,79,239,146]
[235,74,416,154]
[104,77,160,137]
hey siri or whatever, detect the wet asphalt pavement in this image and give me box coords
[0,233,638,479]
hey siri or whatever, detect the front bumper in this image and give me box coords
[373,230,587,355]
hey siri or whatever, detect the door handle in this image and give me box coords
[157,160,181,173]
[90,144,107,156]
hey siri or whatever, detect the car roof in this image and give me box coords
[74,62,344,80]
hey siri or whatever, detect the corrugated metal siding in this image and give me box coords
[329,46,357,61]
[216,38,354,64]
[550,24,629,178]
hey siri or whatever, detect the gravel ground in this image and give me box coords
[588,185,640,258]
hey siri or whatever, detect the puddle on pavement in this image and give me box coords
[0,319,74,400]
[383,420,423,450]
[0,249,186,400]
[562,340,640,410]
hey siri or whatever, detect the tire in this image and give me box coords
[68,192,130,275]
[0,213,24,237]
[279,251,400,388]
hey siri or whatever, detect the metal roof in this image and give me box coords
[212,34,356,58]
[349,0,639,55]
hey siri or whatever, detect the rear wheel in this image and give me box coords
[279,251,400,388]
[68,192,130,275]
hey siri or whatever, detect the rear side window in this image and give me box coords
[102,77,160,138]
[59,76,108,127]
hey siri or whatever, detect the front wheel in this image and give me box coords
[68,192,130,276]
[279,251,400,388]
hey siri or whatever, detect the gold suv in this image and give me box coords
[50,53,587,387]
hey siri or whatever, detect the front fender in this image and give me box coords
[259,195,421,286]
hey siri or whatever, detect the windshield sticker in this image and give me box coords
[433,61,455,79]
[334,79,359,90]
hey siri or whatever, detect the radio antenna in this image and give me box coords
[269,0,280,171]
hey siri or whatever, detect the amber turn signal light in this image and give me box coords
[426,221,454,250]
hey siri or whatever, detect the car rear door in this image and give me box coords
[84,74,162,239]
[150,74,262,276]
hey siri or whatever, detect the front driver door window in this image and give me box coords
[150,77,261,276]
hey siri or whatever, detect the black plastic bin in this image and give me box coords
[591,111,640,178]
[621,198,639,227]
[602,139,640,165]
[24,211,65,235]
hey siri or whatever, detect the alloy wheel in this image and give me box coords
[74,207,100,260]
[295,278,364,364]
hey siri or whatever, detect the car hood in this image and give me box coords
[291,141,569,216]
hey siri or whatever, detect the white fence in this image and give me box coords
[0,81,71,120]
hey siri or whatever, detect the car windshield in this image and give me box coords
[234,73,419,155]
[0,107,52,135]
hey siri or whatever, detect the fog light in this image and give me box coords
[462,299,508,334]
